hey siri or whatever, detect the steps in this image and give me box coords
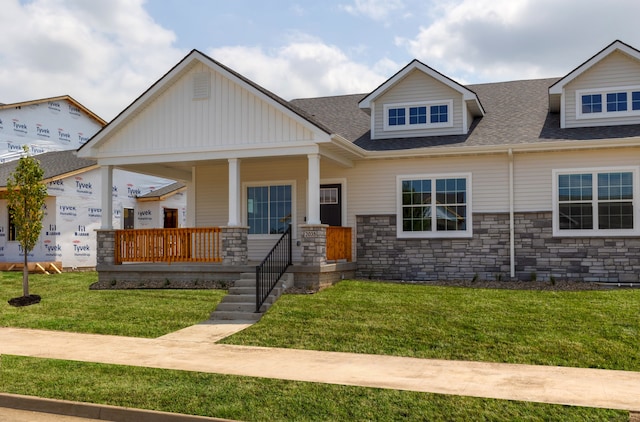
[210,272,293,322]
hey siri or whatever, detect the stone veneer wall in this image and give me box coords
[356,213,640,283]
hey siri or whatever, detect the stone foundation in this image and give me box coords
[356,213,640,283]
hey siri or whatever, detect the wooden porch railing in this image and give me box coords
[115,228,222,264]
[326,226,352,262]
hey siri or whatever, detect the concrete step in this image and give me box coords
[210,272,293,322]
[210,310,263,321]
[215,302,256,313]
[221,294,276,305]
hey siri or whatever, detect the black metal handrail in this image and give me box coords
[256,224,292,312]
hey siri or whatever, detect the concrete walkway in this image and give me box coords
[1,322,640,418]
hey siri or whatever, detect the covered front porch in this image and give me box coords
[93,224,355,291]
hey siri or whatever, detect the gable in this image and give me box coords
[80,52,331,163]
[561,50,640,129]
[371,69,469,140]
[0,98,104,162]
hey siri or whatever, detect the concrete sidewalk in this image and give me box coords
[1,323,640,416]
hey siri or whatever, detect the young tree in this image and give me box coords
[6,146,48,300]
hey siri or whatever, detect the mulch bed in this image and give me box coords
[8,295,41,307]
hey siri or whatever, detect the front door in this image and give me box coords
[320,184,342,226]
[164,208,178,228]
[123,208,134,229]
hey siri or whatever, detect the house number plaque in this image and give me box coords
[303,231,322,237]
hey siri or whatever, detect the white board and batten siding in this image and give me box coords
[373,70,465,139]
[563,51,640,128]
[98,62,317,158]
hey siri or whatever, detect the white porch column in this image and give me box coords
[307,153,321,225]
[186,166,196,227]
[100,165,113,229]
[228,158,241,226]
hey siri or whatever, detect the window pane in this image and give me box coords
[599,202,633,229]
[606,92,627,112]
[409,106,427,124]
[582,94,602,114]
[559,203,593,230]
[247,186,269,234]
[559,174,592,201]
[389,108,405,126]
[598,172,633,200]
[430,104,448,123]
[436,205,466,231]
[403,206,431,232]
[633,91,640,110]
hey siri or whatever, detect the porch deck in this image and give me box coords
[94,226,355,291]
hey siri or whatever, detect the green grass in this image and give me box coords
[0,355,627,421]
[0,274,636,420]
[221,280,640,371]
[0,271,225,337]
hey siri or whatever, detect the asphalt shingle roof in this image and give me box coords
[291,77,640,151]
[138,181,186,199]
[0,150,96,188]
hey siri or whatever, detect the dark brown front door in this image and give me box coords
[320,184,342,226]
[164,208,178,228]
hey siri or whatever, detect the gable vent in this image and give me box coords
[193,72,210,100]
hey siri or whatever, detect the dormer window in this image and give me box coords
[577,86,640,119]
[383,100,453,131]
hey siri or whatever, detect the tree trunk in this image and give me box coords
[23,249,29,297]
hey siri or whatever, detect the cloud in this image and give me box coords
[397,0,640,83]
[340,0,405,21]
[208,39,392,99]
[0,0,184,120]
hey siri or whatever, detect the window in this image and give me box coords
[554,168,638,236]
[632,92,640,110]
[430,105,449,123]
[247,184,292,235]
[388,108,405,126]
[577,86,640,119]
[409,106,427,124]
[384,100,453,131]
[320,187,338,205]
[606,92,627,112]
[397,174,472,238]
[581,94,602,114]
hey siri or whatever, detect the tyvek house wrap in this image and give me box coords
[0,99,187,269]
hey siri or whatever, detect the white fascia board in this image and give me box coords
[93,143,322,166]
[549,41,640,94]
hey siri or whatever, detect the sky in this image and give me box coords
[1,0,640,121]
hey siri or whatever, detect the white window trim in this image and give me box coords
[552,167,640,237]
[383,100,454,131]
[396,173,472,239]
[243,180,297,239]
[575,85,640,120]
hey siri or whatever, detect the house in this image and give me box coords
[78,40,640,289]
[0,95,104,162]
[0,150,187,269]
[0,96,187,270]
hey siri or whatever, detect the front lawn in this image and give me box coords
[0,271,224,337]
[0,273,636,420]
[222,280,640,371]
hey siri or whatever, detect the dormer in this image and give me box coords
[549,40,640,129]
[359,60,484,140]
